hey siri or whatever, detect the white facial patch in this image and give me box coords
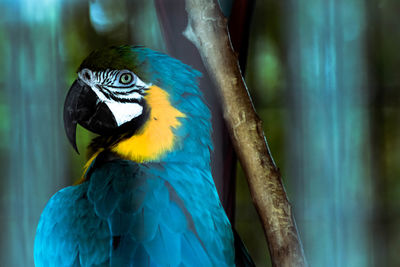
[105,101,143,126]
[78,68,151,126]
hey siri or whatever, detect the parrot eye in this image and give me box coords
[120,73,133,84]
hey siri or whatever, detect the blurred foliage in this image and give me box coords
[237,0,399,266]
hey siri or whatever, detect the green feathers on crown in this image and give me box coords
[78,46,152,83]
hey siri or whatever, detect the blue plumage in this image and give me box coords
[35,46,236,266]
[35,157,234,266]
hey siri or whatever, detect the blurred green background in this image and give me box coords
[1,0,400,266]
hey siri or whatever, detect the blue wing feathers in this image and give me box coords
[129,207,160,242]
[118,190,146,213]
[144,226,181,266]
[35,184,110,267]
[90,184,121,218]
[180,232,212,267]
[161,201,188,233]
[35,157,234,266]
[132,244,150,267]
[109,236,138,267]
[108,210,134,235]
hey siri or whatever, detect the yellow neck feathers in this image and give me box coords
[111,85,185,162]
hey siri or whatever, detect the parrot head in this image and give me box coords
[64,46,151,152]
[64,46,210,163]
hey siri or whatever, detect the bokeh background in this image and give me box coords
[1,0,399,266]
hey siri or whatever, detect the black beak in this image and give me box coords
[63,79,117,153]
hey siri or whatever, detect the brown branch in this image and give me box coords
[183,1,307,266]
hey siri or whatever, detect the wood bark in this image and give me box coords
[183,1,307,266]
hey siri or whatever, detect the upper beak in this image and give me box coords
[63,79,94,153]
[63,79,117,153]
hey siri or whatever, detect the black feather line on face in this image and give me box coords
[96,85,114,100]
[98,83,146,103]
[105,84,135,89]
[113,88,139,95]
[111,86,147,96]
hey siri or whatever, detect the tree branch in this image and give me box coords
[183,1,307,266]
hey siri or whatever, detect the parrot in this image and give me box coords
[34,46,254,267]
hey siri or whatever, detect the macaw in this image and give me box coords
[34,46,253,267]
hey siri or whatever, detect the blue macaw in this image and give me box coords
[34,46,253,266]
